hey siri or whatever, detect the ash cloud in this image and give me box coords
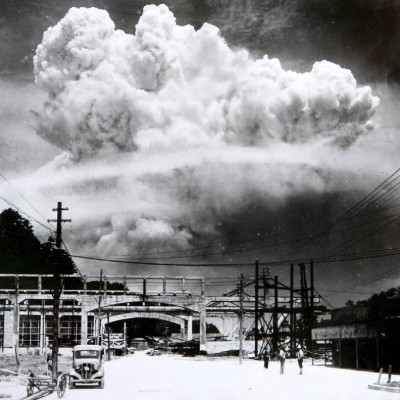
[27,5,383,263]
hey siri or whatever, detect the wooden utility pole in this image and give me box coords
[239,274,244,365]
[254,260,259,358]
[13,276,20,370]
[48,202,71,380]
[107,311,111,361]
[97,270,103,346]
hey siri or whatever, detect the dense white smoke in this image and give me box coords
[29,5,381,261]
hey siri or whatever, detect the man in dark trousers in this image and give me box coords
[297,346,304,375]
[263,350,269,369]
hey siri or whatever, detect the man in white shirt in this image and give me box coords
[278,348,286,374]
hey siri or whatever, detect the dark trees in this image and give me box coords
[0,208,75,275]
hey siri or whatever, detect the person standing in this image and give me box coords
[297,347,304,375]
[278,348,286,374]
[263,350,269,369]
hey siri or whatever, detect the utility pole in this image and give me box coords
[48,202,71,380]
[239,274,244,365]
[97,270,103,346]
[107,311,111,361]
[254,260,259,358]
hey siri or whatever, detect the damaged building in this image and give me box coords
[312,297,400,372]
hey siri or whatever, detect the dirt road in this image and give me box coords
[45,351,394,400]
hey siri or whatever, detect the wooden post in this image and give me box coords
[338,338,342,368]
[254,260,259,358]
[377,367,383,384]
[239,274,244,364]
[355,338,359,369]
[388,365,392,383]
[310,260,314,365]
[2,301,6,353]
[290,264,294,356]
[273,275,278,353]
[13,276,19,369]
[107,312,110,361]
[376,337,380,371]
[124,322,127,355]
[324,340,327,366]
[142,278,147,303]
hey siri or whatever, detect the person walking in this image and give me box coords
[278,348,286,374]
[297,346,304,375]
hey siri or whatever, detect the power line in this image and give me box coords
[288,168,400,260]
[0,171,54,232]
[70,254,254,267]
[0,195,54,234]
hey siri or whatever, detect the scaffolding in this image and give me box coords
[254,261,323,358]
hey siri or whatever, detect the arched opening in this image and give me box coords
[101,312,188,352]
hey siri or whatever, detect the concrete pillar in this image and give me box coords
[222,316,227,337]
[38,276,42,294]
[180,321,185,339]
[12,294,19,353]
[3,308,14,348]
[199,302,207,353]
[187,315,193,340]
[80,300,89,345]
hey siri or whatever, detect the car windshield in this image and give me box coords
[75,350,100,359]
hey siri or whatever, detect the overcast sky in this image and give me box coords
[1,0,400,307]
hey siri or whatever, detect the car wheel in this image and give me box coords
[99,380,104,389]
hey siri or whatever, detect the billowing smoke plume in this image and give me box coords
[29,5,381,262]
[34,5,378,158]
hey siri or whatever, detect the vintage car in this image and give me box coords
[69,345,105,389]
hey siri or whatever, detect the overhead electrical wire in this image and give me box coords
[288,167,400,260]
[0,171,54,233]
[0,194,54,234]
